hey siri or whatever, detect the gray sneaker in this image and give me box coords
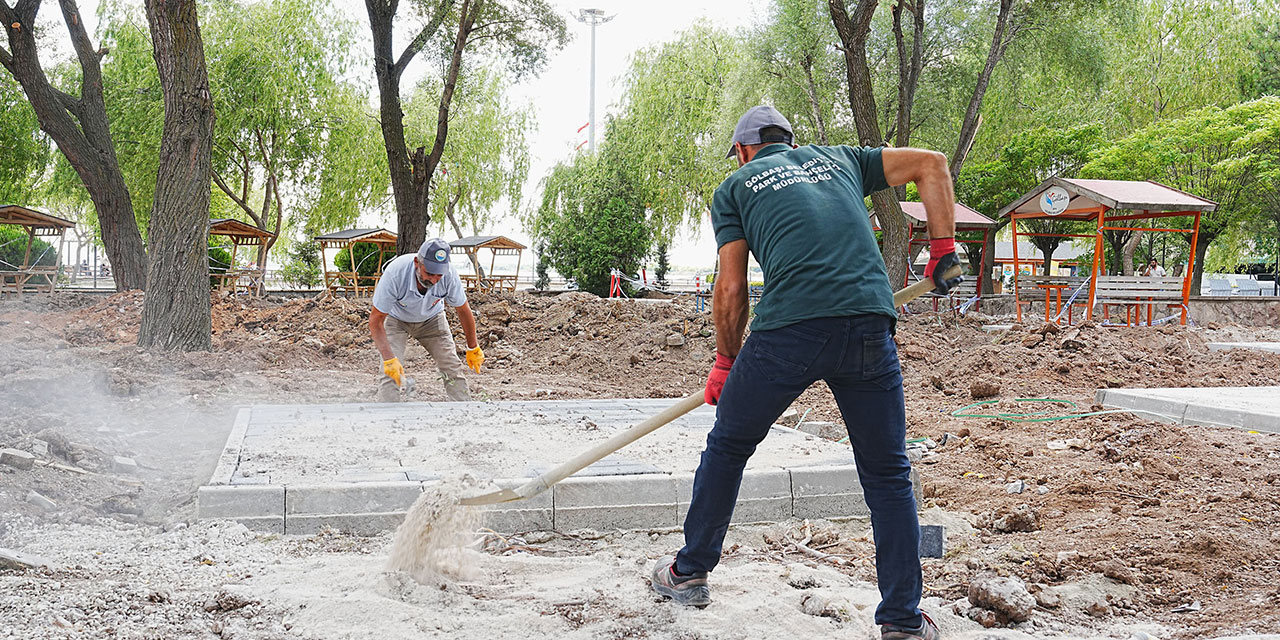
[650,555,712,608]
[881,612,941,639]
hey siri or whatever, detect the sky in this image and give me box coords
[49,0,768,274]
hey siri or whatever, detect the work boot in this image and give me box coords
[650,555,712,608]
[881,612,941,640]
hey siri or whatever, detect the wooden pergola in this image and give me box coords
[1,205,74,298]
[873,202,996,309]
[209,218,275,294]
[450,235,527,292]
[314,228,398,296]
[999,178,1217,326]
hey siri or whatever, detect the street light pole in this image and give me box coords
[576,8,614,153]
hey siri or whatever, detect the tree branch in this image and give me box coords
[393,0,455,79]
[212,169,257,219]
[0,44,12,75]
[56,0,105,102]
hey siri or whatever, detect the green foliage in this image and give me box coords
[406,65,532,235]
[208,245,233,288]
[334,243,394,287]
[204,0,386,242]
[610,23,744,242]
[0,74,51,204]
[654,243,670,288]
[0,227,56,270]
[533,242,550,290]
[529,151,652,297]
[281,240,322,289]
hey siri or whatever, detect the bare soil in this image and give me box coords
[1,290,1278,639]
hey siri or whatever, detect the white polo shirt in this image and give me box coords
[371,254,467,323]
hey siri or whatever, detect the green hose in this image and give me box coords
[950,397,1139,422]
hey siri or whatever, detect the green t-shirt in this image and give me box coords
[710,143,895,331]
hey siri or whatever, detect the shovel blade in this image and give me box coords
[458,487,524,506]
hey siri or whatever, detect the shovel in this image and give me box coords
[458,265,962,507]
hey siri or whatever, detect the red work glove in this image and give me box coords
[704,352,735,405]
[924,237,964,295]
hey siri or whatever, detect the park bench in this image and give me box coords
[1094,276,1186,326]
[1017,274,1089,324]
[0,266,58,299]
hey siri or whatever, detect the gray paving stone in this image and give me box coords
[1206,342,1280,354]
[919,524,945,558]
[286,512,407,536]
[404,470,442,482]
[230,474,271,486]
[0,448,35,470]
[528,455,662,478]
[477,479,555,532]
[331,471,410,483]
[285,481,423,516]
[675,468,793,524]
[790,465,870,519]
[554,474,679,531]
[198,485,283,518]
[208,408,251,485]
[198,485,284,532]
[0,547,53,570]
[1100,387,1280,433]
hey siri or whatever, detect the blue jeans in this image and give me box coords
[674,314,923,628]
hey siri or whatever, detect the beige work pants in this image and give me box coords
[377,313,470,402]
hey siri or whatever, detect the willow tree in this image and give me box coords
[405,65,532,276]
[610,23,743,245]
[1,0,148,289]
[0,73,48,204]
[364,0,568,255]
[137,0,214,351]
[205,0,382,270]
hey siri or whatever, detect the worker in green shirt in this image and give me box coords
[651,106,960,640]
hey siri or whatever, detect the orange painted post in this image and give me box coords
[1087,208,1105,322]
[1182,211,1202,325]
[1012,217,1021,323]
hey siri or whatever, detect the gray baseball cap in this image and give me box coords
[416,237,452,275]
[726,105,794,158]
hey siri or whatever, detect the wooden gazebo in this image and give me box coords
[450,235,526,292]
[1,205,73,298]
[999,178,1217,326]
[209,218,275,294]
[873,202,997,309]
[314,228,398,296]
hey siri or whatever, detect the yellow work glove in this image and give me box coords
[382,357,404,387]
[465,346,484,373]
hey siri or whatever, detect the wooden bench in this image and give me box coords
[922,277,982,314]
[1017,275,1089,324]
[1094,276,1186,326]
[1,267,58,299]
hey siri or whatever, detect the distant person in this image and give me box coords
[649,105,956,640]
[1142,259,1166,277]
[368,238,484,402]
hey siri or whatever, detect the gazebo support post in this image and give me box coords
[1011,217,1021,323]
[1183,211,1202,325]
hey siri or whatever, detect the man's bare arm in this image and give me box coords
[881,147,956,240]
[713,240,750,358]
[369,306,395,360]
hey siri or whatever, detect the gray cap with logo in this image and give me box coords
[416,237,452,275]
[726,105,794,158]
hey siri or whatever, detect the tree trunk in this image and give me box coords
[365,0,465,256]
[1,0,148,290]
[949,0,1015,181]
[830,0,914,290]
[137,0,214,351]
[1188,233,1212,299]
[444,190,484,278]
[801,57,829,145]
[1121,229,1143,276]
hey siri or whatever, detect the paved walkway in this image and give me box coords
[1097,386,1280,434]
[199,399,897,535]
[1206,341,1280,354]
